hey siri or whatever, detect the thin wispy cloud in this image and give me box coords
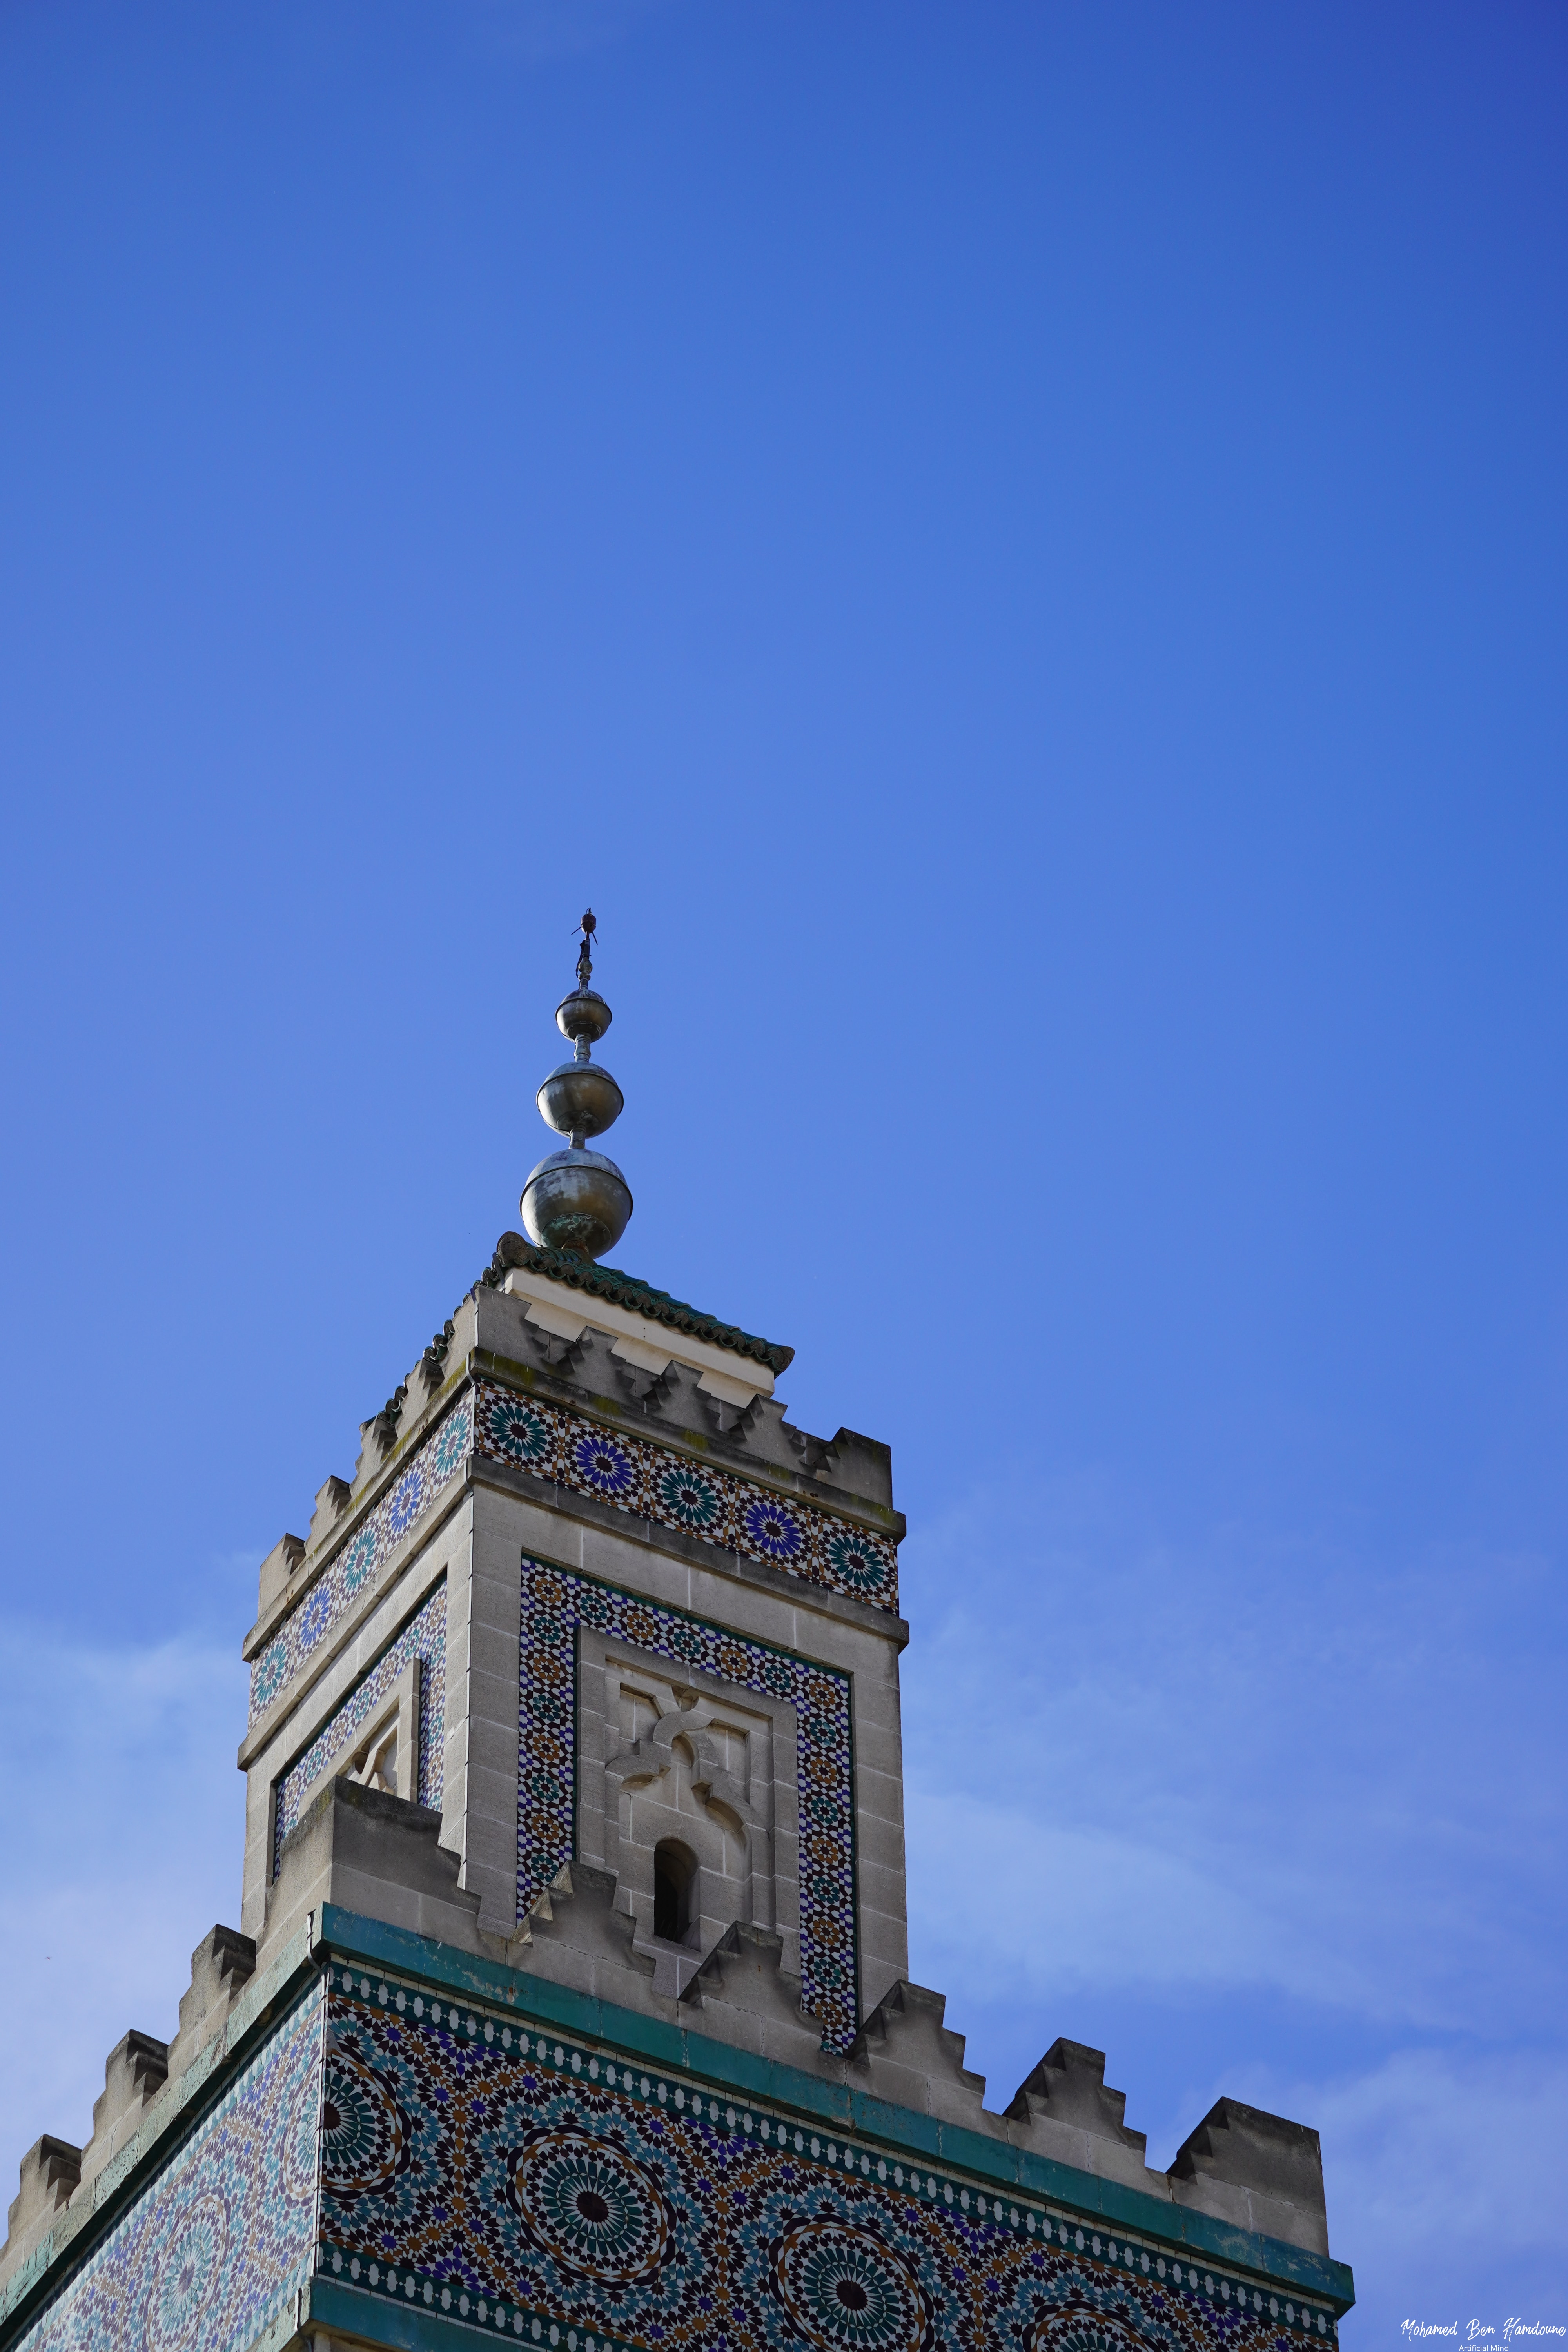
[900,1475,1564,2038]
[1291,2048,1568,2258]
[897,1476,1567,2338]
[0,1624,249,2156]
[1230,2047,1568,2333]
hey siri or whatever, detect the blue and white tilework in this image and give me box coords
[10,1989,323,2352]
[516,1561,859,2052]
[315,1963,1341,2352]
[474,1378,899,1614]
[272,1581,448,1875]
[249,1394,471,1724]
[249,1372,897,1735]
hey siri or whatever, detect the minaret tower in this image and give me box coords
[0,932,1352,2352]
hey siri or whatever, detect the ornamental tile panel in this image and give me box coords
[251,1373,897,1734]
[273,1581,448,1873]
[249,1394,472,1724]
[473,1378,899,1613]
[518,1562,859,2053]
[315,1966,1341,2352]
[11,1988,322,2352]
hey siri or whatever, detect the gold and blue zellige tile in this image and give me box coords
[474,1376,898,1612]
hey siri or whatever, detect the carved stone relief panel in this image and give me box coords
[575,1631,800,1996]
[517,1561,856,2048]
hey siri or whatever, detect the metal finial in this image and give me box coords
[519,910,633,1261]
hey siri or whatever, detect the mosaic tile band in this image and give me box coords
[9,1989,323,2352]
[317,1967,1339,2352]
[273,1580,448,1875]
[250,1394,472,1722]
[474,1378,899,1613]
[517,1561,859,2053]
[249,1375,898,1731]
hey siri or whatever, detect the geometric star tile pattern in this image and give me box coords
[10,1988,323,2352]
[249,1377,898,1731]
[476,1380,899,1615]
[272,1579,448,1875]
[517,1560,859,2053]
[3,1967,1341,2352]
[314,1965,1341,2352]
[249,1394,472,1724]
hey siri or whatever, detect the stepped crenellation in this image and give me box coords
[0,1923,258,2300]
[236,1778,1334,2260]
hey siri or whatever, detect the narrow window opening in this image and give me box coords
[653,1840,697,1942]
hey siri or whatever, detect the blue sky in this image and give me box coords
[1,2,1565,2339]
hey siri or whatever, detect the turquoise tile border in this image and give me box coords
[316,1905,1355,2316]
[307,2272,563,2352]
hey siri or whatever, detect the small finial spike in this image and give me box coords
[575,909,596,990]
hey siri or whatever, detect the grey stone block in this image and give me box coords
[508,1863,690,2021]
[308,1476,353,1552]
[467,1573,523,1641]
[830,1429,895,1508]
[256,1534,306,1619]
[2,2134,83,2284]
[849,1721,907,1781]
[86,2033,169,2162]
[1004,2040,1154,2192]
[463,1678,522,1755]
[1169,2098,1329,2256]
[71,2027,178,2205]
[7,2135,81,2232]
[165,1927,255,2082]
[261,1779,481,1970]
[682,1922,822,2056]
[857,1919,912,1991]
[460,1757,521,1819]
[852,1815,908,1877]
[851,1982,991,2130]
[845,1679,904,1735]
[442,1617,474,1686]
[506,1499,585,1569]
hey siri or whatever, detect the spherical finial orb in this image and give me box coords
[556,989,612,1045]
[537,1059,623,1139]
[520,1149,633,1260]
